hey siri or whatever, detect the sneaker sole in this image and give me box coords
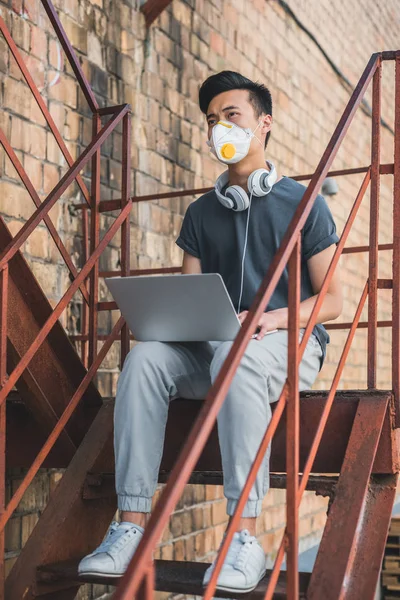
[78,570,125,578]
[203,568,267,594]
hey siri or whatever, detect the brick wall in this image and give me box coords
[1,0,399,597]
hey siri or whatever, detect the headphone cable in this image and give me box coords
[237,188,254,314]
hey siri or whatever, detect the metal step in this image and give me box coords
[8,390,398,475]
[36,558,311,598]
[83,471,338,501]
[6,392,396,599]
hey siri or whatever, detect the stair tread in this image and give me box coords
[37,559,310,598]
[82,471,338,501]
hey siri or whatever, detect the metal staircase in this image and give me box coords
[0,2,400,598]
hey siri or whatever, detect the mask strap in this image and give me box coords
[252,120,266,149]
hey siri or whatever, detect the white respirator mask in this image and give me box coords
[206,119,264,164]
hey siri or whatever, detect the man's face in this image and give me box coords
[206,89,272,155]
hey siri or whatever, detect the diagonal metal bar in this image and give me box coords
[0,128,90,305]
[40,0,99,113]
[0,15,91,206]
[0,315,125,533]
[114,52,380,599]
[0,201,132,406]
[0,104,129,270]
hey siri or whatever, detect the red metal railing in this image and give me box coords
[111,51,400,599]
[0,0,134,590]
[0,1,399,597]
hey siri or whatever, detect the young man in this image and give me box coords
[79,71,342,593]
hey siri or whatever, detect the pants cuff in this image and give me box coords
[226,498,263,517]
[118,494,152,513]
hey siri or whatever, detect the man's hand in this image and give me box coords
[238,310,281,341]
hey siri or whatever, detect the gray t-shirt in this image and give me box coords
[175,175,339,368]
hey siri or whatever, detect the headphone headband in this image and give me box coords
[214,161,278,211]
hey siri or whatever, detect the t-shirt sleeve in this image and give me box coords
[175,205,201,258]
[302,194,339,261]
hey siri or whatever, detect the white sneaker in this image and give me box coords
[78,521,144,577]
[203,529,266,593]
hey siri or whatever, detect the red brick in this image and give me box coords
[211,500,227,526]
[5,517,21,552]
[48,74,78,109]
[5,557,18,578]
[11,13,31,51]
[160,543,173,560]
[21,512,39,545]
[0,181,35,221]
[173,538,185,561]
[4,149,22,181]
[43,163,60,195]
[30,25,47,59]
[185,535,195,560]
[23,0,40,23]
[170,513,183,537]
[58,14,87,53]
[194,530,206,556]
[26,226,49,260]
[210,31,225,56]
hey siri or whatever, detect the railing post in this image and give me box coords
[88,114,101,366]
[120,111,132,369]
[368,56,382,388]
[0,265,8,600]
[286,237,301,599]
[393,55,400,425]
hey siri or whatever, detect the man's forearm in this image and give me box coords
[269,293,342,329]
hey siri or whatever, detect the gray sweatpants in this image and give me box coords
[114,330,322,518]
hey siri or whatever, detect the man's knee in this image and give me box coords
[123,341,168,371]
[210,341,264,382]
[210,341,234,380]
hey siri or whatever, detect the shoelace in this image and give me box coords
[212,529,256,572]
[95,521,138,555]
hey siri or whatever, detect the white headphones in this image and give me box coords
[214,161,278,211]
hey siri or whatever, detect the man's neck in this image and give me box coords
[227,157,274,189]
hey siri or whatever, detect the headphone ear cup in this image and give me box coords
[225,185,250,211]
[247,168,272,197]
[216,191,235,209]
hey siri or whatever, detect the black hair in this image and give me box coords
[199,71,273,149]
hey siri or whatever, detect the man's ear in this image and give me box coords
[261,114,272,134]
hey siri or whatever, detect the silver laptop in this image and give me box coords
[105,273,242,342]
